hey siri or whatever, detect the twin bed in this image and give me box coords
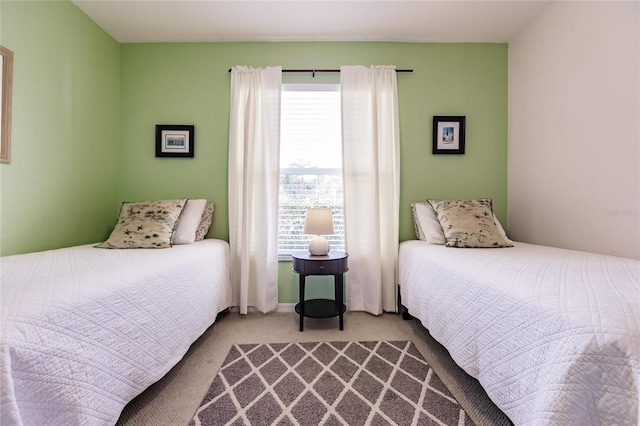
[1,239,231,425]
[399,240,639,425]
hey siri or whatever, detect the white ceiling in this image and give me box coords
[71,0,553,44]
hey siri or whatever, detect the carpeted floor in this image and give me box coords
[190,341,476,425]
[116,311,512,426]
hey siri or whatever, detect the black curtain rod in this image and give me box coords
[228,68,413,77]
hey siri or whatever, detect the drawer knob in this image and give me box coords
[319,265,324,269]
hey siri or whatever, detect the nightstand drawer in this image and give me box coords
[292,257,347,275]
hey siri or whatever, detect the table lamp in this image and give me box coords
[304,208,334,256]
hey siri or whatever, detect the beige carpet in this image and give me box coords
[116,312,512,426]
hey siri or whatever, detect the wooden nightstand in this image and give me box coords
[291,251,348,331]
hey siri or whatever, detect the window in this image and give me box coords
[278,84,345,257]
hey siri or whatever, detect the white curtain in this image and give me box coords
[228,66,282,314]
[340,65,401,315]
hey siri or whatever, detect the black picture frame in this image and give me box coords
[432,116,465,155]
[155,124,194,158]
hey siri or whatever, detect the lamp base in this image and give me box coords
[308,236,330,256]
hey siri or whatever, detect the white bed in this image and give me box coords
[399,240,640,425]
[1,239,231,426]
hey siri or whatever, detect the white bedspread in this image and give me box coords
[1,240,231,426]
[399,240,640,425]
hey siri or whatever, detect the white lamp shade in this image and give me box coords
[304,209,334,236]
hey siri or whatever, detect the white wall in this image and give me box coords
[508,1,639,259]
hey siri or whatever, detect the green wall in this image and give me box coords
[119,42,508,303]
[119,44,230,241]
[0,1,120,256]
[0,1,507,303]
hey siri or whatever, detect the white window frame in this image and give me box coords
[278,83,344,259]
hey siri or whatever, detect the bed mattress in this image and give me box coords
[399,240,640,425]
[1,240,231,425]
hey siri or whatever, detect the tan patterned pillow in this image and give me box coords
[195,203,215,241]
[428,199,512,248]
[97,199,187,249]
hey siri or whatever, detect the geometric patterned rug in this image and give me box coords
[189,341,476,425]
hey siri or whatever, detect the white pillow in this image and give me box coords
[411,202,445,244]
[173,199,207,244]
[493,214,513,244]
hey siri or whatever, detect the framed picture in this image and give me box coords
[1,46,14,164]
[155,124,194,158]
[432,116,465,155]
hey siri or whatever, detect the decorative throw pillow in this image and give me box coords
[173,199,207,244]
[428,199,512,248]
[411,202,426,240]
[97,199,187,249]
[410,202,445,244]
[195,203,215,241]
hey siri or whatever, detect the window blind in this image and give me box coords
[278,85,345,256]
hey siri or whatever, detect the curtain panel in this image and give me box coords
[340,65,401,315]
[228,66,282,314]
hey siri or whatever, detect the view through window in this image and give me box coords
[278,84,345,257]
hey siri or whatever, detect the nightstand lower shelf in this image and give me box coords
[295,299,346,319]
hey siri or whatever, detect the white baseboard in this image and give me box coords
[277,303,296,312]
[227,304,296,313]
